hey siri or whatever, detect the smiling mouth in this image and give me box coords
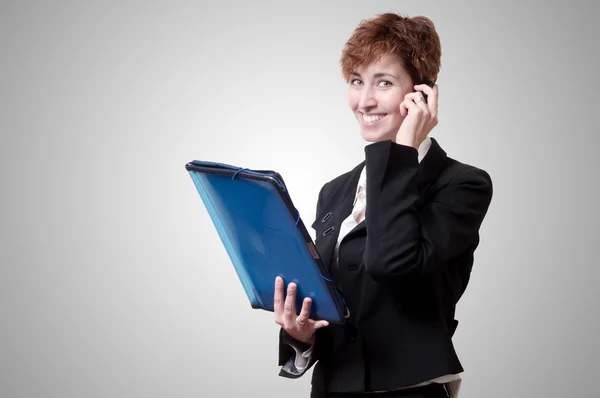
[361,113,388,125]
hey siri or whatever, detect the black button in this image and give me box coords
[350,336,356,343]
[322,226,335,236]
[321,212,332,223]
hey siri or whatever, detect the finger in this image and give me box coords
[413,94,430,115]
[404,91,422,103]
[403,95,421,115]
[428,84,439,116]
[405,91,427,106]
[274,276,284,320]
[283,282,297,324]
[413,84,434,98]
[296,297,312,327]
[312,320,330,329]
[399,101,408,117]
[414,84,438,115]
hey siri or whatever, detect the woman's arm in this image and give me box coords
[363,140,493,284]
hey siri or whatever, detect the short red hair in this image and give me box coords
[340,13,442,86]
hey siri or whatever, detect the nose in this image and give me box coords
[358,86,377,110]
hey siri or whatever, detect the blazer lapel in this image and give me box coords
[311,162,364,272]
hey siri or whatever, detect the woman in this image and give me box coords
[273,12,493,398]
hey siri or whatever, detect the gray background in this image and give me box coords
[1,0,598,397]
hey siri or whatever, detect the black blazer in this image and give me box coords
[278,138,493,394]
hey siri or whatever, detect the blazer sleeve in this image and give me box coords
[363,140,493,284]
[278,329,318,378]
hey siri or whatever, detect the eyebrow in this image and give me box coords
[351,72,398,79]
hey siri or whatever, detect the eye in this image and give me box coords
[350,79,363,86]
[377,80,392,87]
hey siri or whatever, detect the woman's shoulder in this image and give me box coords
[439,157,493,190]
[429,157,493,210]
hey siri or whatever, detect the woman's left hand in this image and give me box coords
[395,84,439,149]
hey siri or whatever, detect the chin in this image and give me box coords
[360,129,393,143]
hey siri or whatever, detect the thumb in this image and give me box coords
[399,102,408,117]
[313,320,330,329]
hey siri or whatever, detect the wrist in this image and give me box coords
[299,334,315,346]
[395,133,417,148]
[395,138,418,149]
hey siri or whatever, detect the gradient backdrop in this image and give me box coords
[1,1,598,397]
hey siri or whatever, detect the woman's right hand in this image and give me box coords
[274,276,329,345]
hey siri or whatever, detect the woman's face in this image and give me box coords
[347,53,415,143]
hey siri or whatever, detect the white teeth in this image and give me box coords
[363,114,386,123]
